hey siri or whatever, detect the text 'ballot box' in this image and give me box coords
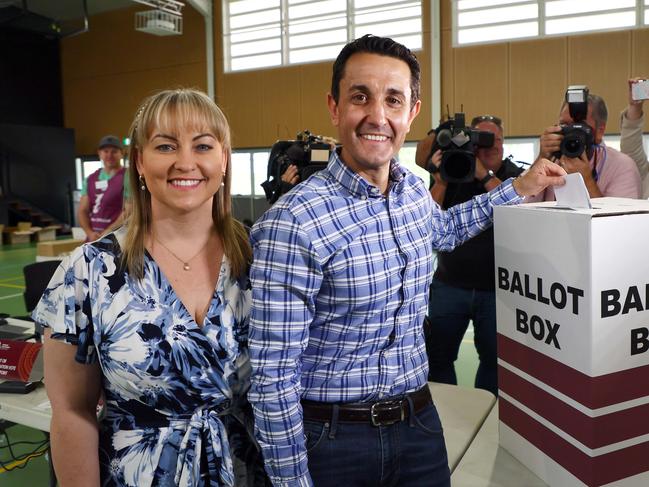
[494,197,649,487]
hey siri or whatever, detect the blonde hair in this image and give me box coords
[123,88,251,279]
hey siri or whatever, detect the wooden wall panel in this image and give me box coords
[509,38,567,136]
[61,6,206,153]
[61,6,205,81]
[218,71,263,149]
[453,44,509,127]
[568,31,631,132]
[441,0,452,31]
[259,67,304,143]
[441,29,454,126]
[63,62,206,153]
[299,63,337,140]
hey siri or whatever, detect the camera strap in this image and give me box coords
[591,144,607,182]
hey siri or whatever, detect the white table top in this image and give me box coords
[0,383,51,432]
[428,382,497,472]
[451,402,547,486]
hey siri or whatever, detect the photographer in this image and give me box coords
[538,91,641,199]
[620,77,649,199]
[262,132,336,203]
[415,115,522,396]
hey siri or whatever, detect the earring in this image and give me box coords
[139,175,146,191]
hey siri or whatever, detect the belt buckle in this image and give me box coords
[370,400,404,427]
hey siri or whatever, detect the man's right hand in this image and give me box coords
[512,157,567,197]
[539,125,563,159]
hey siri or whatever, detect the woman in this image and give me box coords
[34,89,263,486]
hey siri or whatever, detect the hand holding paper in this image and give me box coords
[553,172,592,209]
[513,157,567,197]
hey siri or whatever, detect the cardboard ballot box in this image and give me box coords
[36,238,83,258]
[494,197,649,487]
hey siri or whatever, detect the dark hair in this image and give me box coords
[331,34,420,108]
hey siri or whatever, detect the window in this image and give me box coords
[503,139,537,165]
[454,0,646,47]
[230,149,271,196]
[398,143,429,183]
[223,0,422,72]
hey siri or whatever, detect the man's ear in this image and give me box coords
[327,93,340,127]
[406,99,422,133]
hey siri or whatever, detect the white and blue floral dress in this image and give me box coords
[33,229,256,487]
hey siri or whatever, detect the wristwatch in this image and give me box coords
[479,170,495,186]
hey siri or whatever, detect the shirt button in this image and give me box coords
[361,195,367,200]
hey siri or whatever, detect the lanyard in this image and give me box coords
[591,144,607,182]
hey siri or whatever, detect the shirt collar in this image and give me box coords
[328,149,407,199]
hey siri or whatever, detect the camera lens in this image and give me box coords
[561,132,586,158]
[436,129,453,149]
[441,151,474,183]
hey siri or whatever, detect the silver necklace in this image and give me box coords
[153,235,210,271]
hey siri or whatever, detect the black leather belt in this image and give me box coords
[301,386,432,427]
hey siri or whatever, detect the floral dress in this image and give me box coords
[33,228,257,487]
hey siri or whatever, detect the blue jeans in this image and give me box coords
[426,279,498,396]
[305,402,450,487]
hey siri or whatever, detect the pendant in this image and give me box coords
[183,263,190,271]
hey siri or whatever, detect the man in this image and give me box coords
[77,135,129,241]
[417,115,523,396]
[249,35,565,487]
[620,77,649,199]
[538,92,641,200]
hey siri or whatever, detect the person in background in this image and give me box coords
[248,34,565,487]
[538,92,641,200]
[620,77,649,199]
[418,115,523,396]
[77,135,130,241]
[36,89,267,486]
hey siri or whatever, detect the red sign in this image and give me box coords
[0,339,42,382]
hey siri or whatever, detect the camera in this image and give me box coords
[631,79,649,101]
[427,113,494,183]
[261,130,333,203]
[553,85,594,159]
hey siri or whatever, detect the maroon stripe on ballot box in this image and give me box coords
[499,366,649,448]
[499,398,649,486]
[498,333,649,408]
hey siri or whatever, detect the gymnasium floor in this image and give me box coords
[0,241,481,486]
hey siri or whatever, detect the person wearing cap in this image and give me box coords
[77,135,130,241]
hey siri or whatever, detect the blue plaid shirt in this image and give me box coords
[249,151,522,486]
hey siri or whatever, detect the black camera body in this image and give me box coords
[428,113,494,183]
[553,85,595,159]
[261,130,332,203]
[556,123,594,159]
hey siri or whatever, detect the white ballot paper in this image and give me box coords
[553,172,592,209]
